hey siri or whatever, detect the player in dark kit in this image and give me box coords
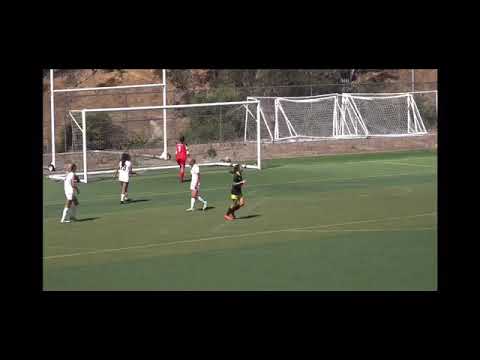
[224,164,247,221]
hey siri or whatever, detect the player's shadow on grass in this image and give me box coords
[203,206,215,211]
[235,214,261,220]
[125,199,150,204]
[75,217,100,222]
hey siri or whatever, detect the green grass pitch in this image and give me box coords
[43,150,437,291]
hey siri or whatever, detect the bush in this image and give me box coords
[207,147,217,158]
[181,86,245,144]
[85,113,128,150]
[126,133,149,149]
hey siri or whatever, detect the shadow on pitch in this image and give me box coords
[75,217,100,222]
[125,199,150,204]
[235,214,261,220]
[203,206,215,211]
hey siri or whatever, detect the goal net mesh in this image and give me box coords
[349,95,415,136]
[64,102,260,179]
[276,96,337,139]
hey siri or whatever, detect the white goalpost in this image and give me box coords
[246,91,436,142]
[50,100,261,183]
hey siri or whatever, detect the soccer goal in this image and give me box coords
[246,91,434,142]
[49,100,261,183]
[345,93,428,137]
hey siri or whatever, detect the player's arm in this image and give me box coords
[232,176,246,186]
[72,176,80,194]
[113,164,119,178]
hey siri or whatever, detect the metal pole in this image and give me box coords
[244,104,249,143]
[162,69,167,159]
[82,110,88,183]
[50,69,56,167]
[256,102,261,170]
[412,69,415,92]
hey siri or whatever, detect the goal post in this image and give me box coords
[47,69,168,171]
[49,100,261,183]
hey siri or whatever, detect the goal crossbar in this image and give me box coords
[53,83,166,93]
[71,100,260,113]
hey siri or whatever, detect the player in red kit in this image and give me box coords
[175,136,189,183]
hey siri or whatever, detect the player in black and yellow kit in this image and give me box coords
[224,164,247,221]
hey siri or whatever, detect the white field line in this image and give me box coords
[44,212,436,260]
[346,159,434,168]
[288,227,435,233]
[46,245,103,251]
[43,169,434,207]
[378,161,434,168]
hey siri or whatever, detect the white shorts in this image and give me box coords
[119,174,129,183]
[190,183,199,191]
[65,191,74,201]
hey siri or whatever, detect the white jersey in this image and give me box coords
[190,164,200,190]
[64,172,75,198]
[118,160,132,183]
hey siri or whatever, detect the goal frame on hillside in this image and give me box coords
[49,100,261,183]
[48,69,169,169]
[246,91,436,142]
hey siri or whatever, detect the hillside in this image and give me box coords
[43,69,437,155]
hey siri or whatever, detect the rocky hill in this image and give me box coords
[43,69,437,154]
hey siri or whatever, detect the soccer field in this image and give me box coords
[43,150,437,291]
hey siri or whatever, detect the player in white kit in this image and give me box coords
[60,163,80,223]
[113,153,135,204]
[186,158,207,211]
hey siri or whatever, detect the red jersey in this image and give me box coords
[175,143,187,159]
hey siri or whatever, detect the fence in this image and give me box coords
[43,80,438,156]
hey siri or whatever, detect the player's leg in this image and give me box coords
[124,182,129,201]
[70,196,79,220]
[186,189,197,211]
[195,186,207,210]
[61,199,72,223]
[180,162,186,183]
[224,196,238,220]
[238,197,245,209]
[198,192,208,210]
[120,181,126,203]
[177,159,184,182]
[230,197,244,218]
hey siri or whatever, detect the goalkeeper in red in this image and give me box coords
[175,136,189,183]
[224,164,247,221]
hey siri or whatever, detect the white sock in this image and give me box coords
[125,193,128,200]
[121,194,125,201]
[198,196,206,204]
[61,208,69,222]
[190,198,195,209]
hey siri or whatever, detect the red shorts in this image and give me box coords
[176,157,186,166]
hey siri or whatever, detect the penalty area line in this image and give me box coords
[44,212,436,260]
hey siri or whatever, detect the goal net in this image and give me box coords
[51,100,261,183]
[246,92,433,142]
[346,93,427,137]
